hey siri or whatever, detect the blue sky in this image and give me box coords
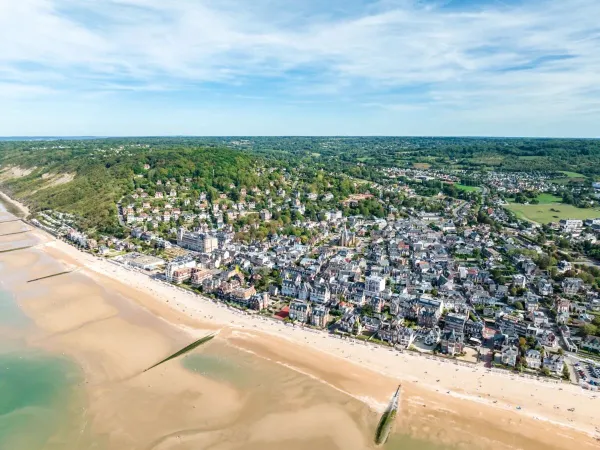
[1,0,599,137]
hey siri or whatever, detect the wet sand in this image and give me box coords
[1,209,599,450]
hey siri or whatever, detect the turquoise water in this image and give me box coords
[0,289,87,450]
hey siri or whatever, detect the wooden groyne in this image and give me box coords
[374,385,401,446]
[0,246,32,254]
[0,230,29,237]
[143,333,216,373]
[27,271,73,283]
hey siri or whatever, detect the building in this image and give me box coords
[365,275,385,297]
[581,336,600,353]
[191,269,212,287]
[543,354,565,375]
[165,256,196,282]
[310,283,331,304]
[339,227,358,247]
[260,210,272,221]
[310,305,330,328]
[118,253,166,271]
[249,292,270,311]
[230,286,257,304]
[537,279,553,296]
[444,313,466,335]
[171,267,193,284]
[416,298,443,328]
[289,301,311,323]
[525,349,541,369]
[501,345,518,367]
[559,219,583,232]
[498,314,537,337]
[562,278,583,296]
[177,228,219,253]
[440,330,464,356]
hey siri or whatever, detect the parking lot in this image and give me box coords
[575,361,600,387]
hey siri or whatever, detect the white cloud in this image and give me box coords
[1,0,600,133]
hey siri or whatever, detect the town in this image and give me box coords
[29,163,600,389]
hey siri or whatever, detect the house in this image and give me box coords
[310,305,330,328]
[538,330,558,348]
[289,301,311,323]
[562,278,583,296]
[525,349,541,369]
[559,219,583,232]
[365,275,385,297]
[416,298,443,328]
[444,313,466,335]
[513,274,526,289]
[230,286,257,303]
[370,296,385,314]
[362,316,381,333]
[537,279,553,296]
[581,336,600,354]
[310,283,331,304]
[249,292,270,311]
[260,210,272,221]
[378,323,416,348]
[543,354,565,375]
[339,312,362,334]
[501,345,519,367]
[440,330,464,356]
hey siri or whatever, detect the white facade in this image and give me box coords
[365,275,385,296]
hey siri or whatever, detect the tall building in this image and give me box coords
[339,226,357,247]
[165,256,196,282]
[177,227,218,253]
[365,275,385,297]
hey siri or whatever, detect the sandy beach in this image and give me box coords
[1,207,599,449]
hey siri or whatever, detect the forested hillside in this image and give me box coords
[2,136,600,234]
[0,140,256,233]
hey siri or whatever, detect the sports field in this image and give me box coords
[506,202,600,224]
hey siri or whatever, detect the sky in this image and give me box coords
[1,0,600,137]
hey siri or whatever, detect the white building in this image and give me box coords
[177,228,218,253]
[525,349,541,370]
[165,256,196,282]
[365,275,385,297]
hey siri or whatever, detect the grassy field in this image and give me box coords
[550,171,587,185]
[455,184,481,192]
[506,193,562,204]
[536,193,563,204]
[506,202,600,224]
[560,171,586,178]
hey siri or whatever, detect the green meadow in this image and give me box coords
[455,184,481,192]
[506,202,600,224]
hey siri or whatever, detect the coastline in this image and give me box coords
[1,200,599,448]
[0,190,29,219]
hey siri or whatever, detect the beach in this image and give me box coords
[1,207,599,449]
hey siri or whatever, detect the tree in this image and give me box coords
[514,301,525,311]
[581,323,598,337]
[562,365,570,381]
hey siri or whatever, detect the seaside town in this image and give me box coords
[28,163,600,390]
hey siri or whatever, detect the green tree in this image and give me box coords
[514,301,524,311]
[581,323,598,337]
